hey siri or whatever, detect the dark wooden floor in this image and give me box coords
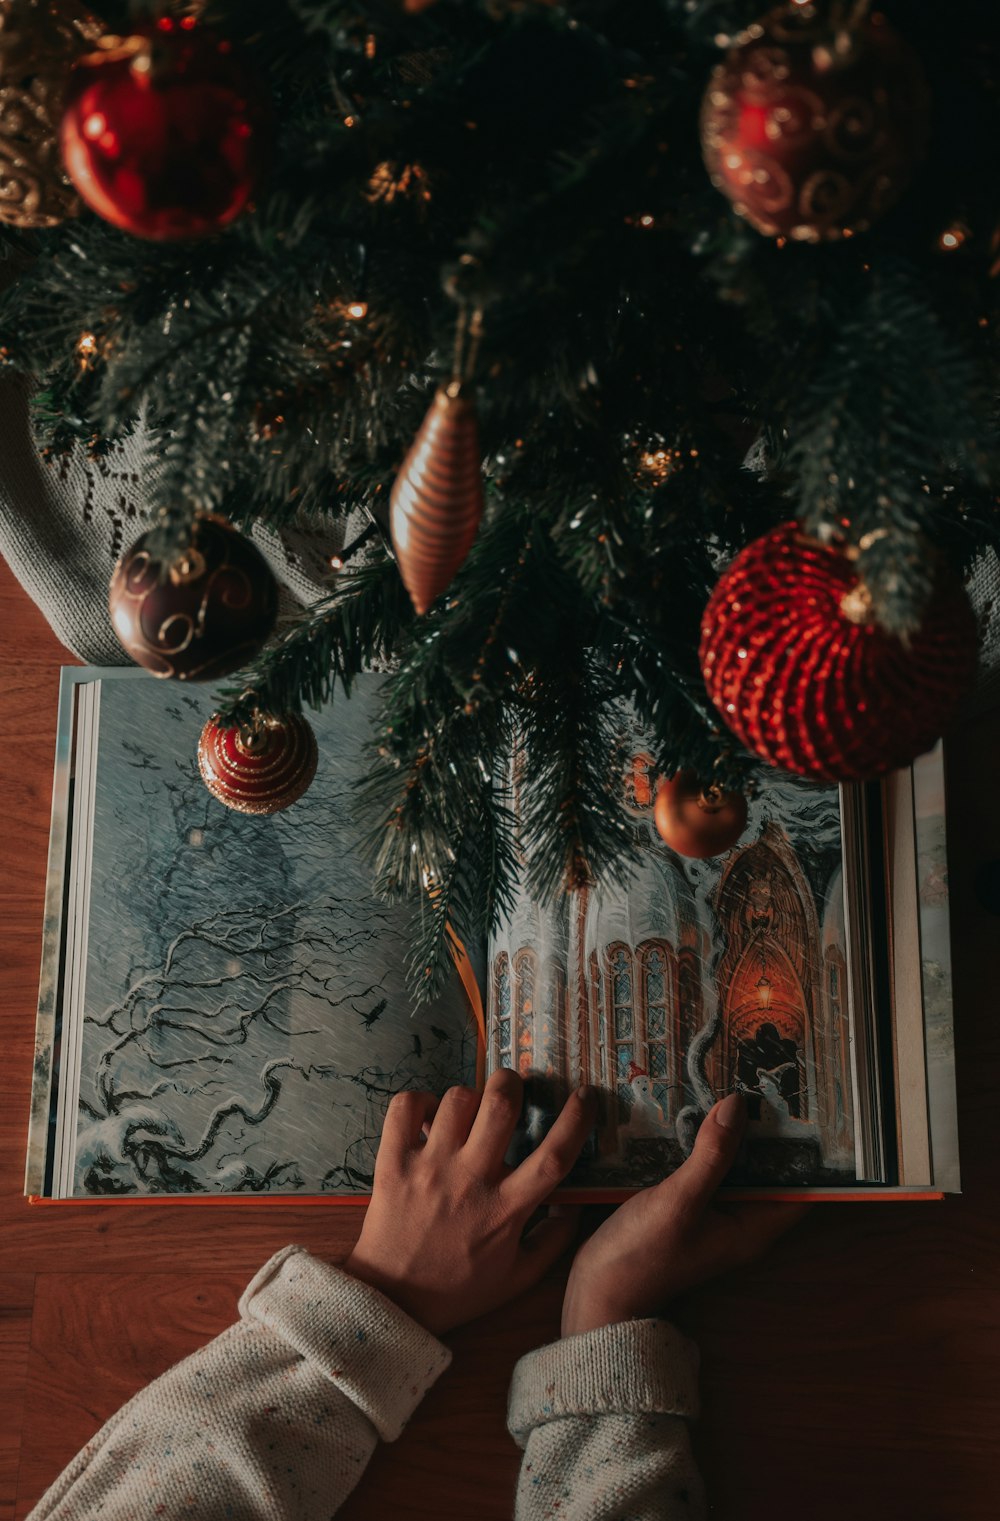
[3,555,999,1521]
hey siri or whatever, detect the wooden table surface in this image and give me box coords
[2,554,999,1521]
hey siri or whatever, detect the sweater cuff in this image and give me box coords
[507,1318,699,1447]
[238,1245,452,1443]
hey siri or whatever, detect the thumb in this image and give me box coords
[669,1093,747,1214]
[722,1199,812,1256]
[511,1204,583,1295]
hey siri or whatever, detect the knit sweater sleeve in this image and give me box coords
[507,1319,705,1521]
[25,1245,452,1521]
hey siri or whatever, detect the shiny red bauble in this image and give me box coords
[198,712,318,815]
[109,514,277,680]
[699,522,978,782]
[60,18,267,240]
[653,773,749,859]
[700,6,928,241]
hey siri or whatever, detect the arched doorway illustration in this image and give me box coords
[710,827,823,1126]
[724,940,809,1121]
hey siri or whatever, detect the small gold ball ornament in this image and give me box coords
[0,0,102,229]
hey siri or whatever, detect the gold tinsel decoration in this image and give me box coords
[390,380,483,616]
[0,0,102,229]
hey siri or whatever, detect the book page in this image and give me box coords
[25,670,84,1196]
[884,767,932,1186]
[911,742,959,1192]
[487,754,858,1190]
[51,672,477,1198]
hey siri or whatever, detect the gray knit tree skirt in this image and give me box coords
[0,380,344,665]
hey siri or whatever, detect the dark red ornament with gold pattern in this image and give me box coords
[699,522,977,782]
[653,773,749,859]
[700,6,929,241]
[197,711,318,815]
[108,513,278,680]
[60,17,267,241]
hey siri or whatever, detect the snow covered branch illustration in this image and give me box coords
[77,895,474,1195]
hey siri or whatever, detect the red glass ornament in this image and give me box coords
[60,18,267,241]
[390,384,483,616]
[198,712,318,815]
[699,522,978,782]
[654,773,748,859]
[109,513,277,680]
[700,7,928,241]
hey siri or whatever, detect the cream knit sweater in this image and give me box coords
[25,1245,705,1521]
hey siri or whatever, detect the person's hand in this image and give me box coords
[560,1091,808,1337]
[343,1069,597,1336]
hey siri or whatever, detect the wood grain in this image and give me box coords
[1,1278,34,1521]
[3,555,1000,1520]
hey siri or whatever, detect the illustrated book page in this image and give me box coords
[488,751,860,1191]
[28,669,479,1199]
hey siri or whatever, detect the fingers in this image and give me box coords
[510,1204,583,1297]
[378,1089,440,1168]
[668,1093,747,1216]
[421,1083,483,1154]
[501,1085,598,1217]
[462,1068,524,1174]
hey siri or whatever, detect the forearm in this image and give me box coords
[27,1245,451,1521]
[508,1320,705,1521]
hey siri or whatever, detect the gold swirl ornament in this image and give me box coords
[390,382,484,617]
[108,514,278,681]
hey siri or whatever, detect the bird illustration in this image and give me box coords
[429,1025,450,1043]
[121,739,161,770]
[181,694,201,711]
[411,1033,423,1058]
[357,997,388,1031]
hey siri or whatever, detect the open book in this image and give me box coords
[26,669,959,1202]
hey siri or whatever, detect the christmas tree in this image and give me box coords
[1,0,996,997]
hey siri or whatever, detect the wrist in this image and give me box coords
[342,1251,445,1336]
[561,1290,635,1338]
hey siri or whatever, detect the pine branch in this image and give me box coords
[215,546,409,723]
[395,781,519,1003]
[516,646,638,902]
[789,265,995,633]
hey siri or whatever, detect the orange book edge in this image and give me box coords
[27,1189,946,1207]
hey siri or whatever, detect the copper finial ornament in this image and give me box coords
[390,380,483,616]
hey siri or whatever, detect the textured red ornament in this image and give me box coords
[390,383,483,616]
[109,513,277,680]
[198,712,318,814]
[700,7,928,241]
[653,773,749,859]
[699,523,978,782]
[60,18,267,240]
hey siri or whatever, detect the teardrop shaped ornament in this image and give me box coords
[390,384,483,615]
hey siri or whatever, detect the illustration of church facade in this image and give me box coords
[488,755,854,1169]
